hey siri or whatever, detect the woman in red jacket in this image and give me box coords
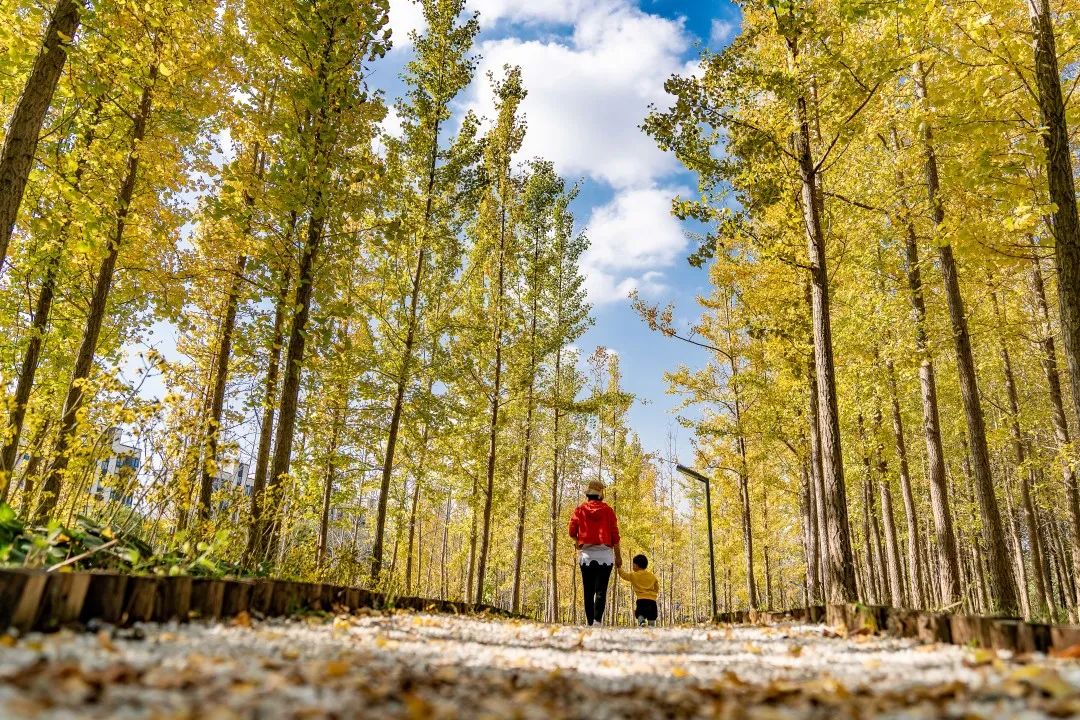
[568,479,622,626]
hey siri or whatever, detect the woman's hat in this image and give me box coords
[586,480,605,497]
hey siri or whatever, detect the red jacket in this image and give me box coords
[568,500,620,547]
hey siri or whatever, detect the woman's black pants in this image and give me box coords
[580,561,613,625]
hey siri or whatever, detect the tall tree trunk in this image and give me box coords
[1028,0,1080,476]
[736,440,757,608]
[244,261,292,563]
[1029,254,1080,604]
[724,297,759,609]
[874,408,904,606]
[197,253,248,520]
[371,253,423,582]
[993,290,1051,617]
[475,190,508,604]
[405,419,431,595]
[196,144,265,521]
[467,468,478,603]
[859,415,887,604]
[761,486,772,610]
[512,232,542,614]
[404,476,421,595]
[805,331,828,597]
[800,460,822,606]
[36,65,157,521]
[859,442,876,602]
[902,218,961,606]
[440,491,451,600]
[262,202,325,560]
[924,528,940,608]
[790,55,856,602]
[887,362,922,607]
[1006,483,1033,618]
[0,0,82,267]
[914,64,1018,615]
[373,113,442,581]
[316,403,343,570]
[549,347,563,622]
[0,94,103,500]
[258,22,342,563]
[1044,508,1068,610]
[800,464,813,601]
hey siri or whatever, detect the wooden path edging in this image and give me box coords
[0,568,510,634]
[714,603,1080,655]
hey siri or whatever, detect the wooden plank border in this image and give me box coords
[0,568,513,634]
[715,602,1080,654]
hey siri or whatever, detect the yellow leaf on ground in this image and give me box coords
[1010,666,1079,699]
[966,648,996,667]
[323,660,350,678]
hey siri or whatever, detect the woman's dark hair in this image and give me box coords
[585,493,601,501]
[633,554,648,569]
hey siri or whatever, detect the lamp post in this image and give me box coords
[677,464,718,620]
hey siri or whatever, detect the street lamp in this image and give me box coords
[676,464,718,621]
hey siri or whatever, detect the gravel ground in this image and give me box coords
[2,611,1080,719]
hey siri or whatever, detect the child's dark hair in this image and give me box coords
[633,554,648,569]
[586,494,601,501]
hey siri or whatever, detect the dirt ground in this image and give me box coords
[2,611,1080,718]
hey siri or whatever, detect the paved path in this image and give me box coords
[2,612,1080,718]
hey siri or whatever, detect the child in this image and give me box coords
[618,553,659,626]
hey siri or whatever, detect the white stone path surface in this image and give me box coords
[2,611,1080,718]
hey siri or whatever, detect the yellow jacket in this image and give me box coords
[618,567,659,601]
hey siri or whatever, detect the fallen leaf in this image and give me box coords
[966,648,997,667]
[1051,643,1080,660]
[232,611,252,628]
[322,660,350,678]
[96,631,117,653]
[402,693,433,719]
[1010,666,1078,699]
[787,644,803,657]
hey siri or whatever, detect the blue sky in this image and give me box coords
[384,0,741,463]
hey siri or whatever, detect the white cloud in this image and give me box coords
[391,0,691,189]
[389,0,592,48]
[387,0,426,49]
[582,187,688,304]
[468,2,689,189]
[469,0,589,27]
[709,19,737,47]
